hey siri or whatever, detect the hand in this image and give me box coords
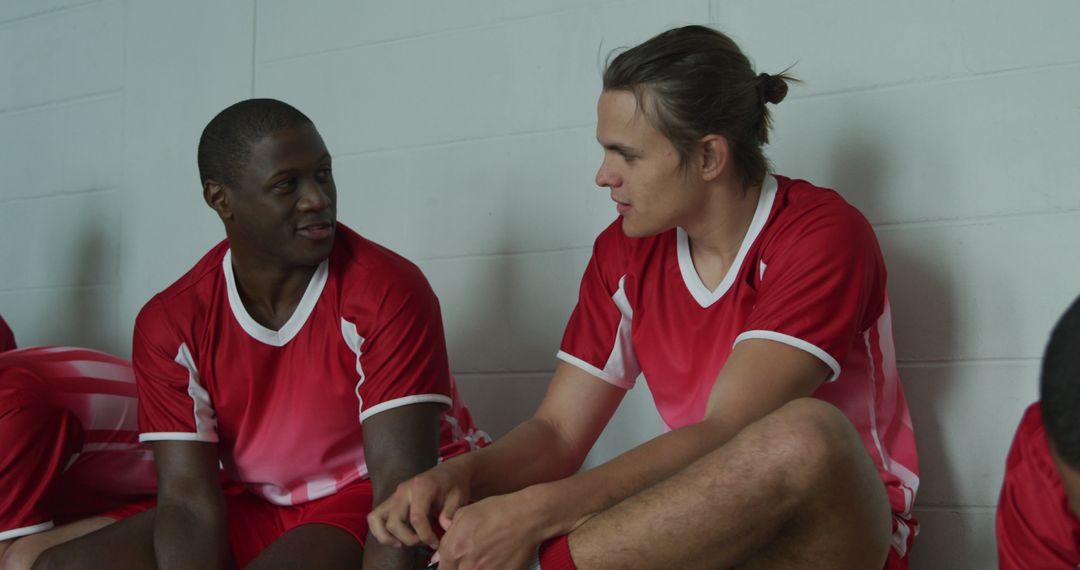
[368,462,471,549]
[436,491,545,570]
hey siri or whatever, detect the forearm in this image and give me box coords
[364,482,434,570]
[364,403,444,569]
[529,418,735,537]
[153,499,230,570]
[453,416,586,501]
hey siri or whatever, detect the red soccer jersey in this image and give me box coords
[0,316,15,352]
[134,224,487,506]
[0,347,156,541]
[997,403,1080,568]
[559,175,920,559]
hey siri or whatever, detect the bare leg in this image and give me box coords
[0,517,115,570]
[245,523,363,570]
[568,398,892,569]
[31,510,156,570]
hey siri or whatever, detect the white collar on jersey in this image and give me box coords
[222,250,329,347]
[676,174,778,309]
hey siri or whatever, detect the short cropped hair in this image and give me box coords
[1041,293,1080,468]
[197,98,313,185]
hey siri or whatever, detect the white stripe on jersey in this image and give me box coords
[175,343,217,439]
[556,276,640,390]
[306,476,339,502]
[0,521,55,542]
[340,318,367,416]
[864,310,920,516]
[892,515,912,557]
[733,330,841,382]
[65,360,135,384]
[604,276,640,389]
[359,394,453,422]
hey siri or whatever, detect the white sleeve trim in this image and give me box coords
[0,521,55,541]
[359,394,453,422]
[556,351,633,390]
[733,330,842,382]
[139,431,219,443]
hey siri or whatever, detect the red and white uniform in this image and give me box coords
[997,403,1080,568]
[0,347,156,541]
[559,175,920,562]
[134,223,486,506]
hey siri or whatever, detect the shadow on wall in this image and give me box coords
[438,191,558,439]
[51,227,119,355]
[822,113,967,562]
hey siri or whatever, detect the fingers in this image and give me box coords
[368,494,411,547]
[409,485,441,547]
[369,477,447,548]
[384,512,422,547]
[367,506,401,547]
[440,487,465,531]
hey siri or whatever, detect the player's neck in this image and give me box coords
[682,180,760,291]
[229,254,318,331]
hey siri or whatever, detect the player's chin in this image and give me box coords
[290,240,334,267]
[621,219,664,239]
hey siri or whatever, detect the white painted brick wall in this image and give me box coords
[2,2,1078,567]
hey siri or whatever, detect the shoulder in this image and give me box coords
[768,175,876,245]
[0,347,133,397]
[332,224,437,305]
[1007,403,1055,475]
[135,239,228,339]
[1003,403,1069,500]
[760,175,882,275]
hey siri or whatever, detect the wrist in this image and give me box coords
[522,480,584,539]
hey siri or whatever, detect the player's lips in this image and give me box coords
[296,220,335,240]
[612,195,631,215]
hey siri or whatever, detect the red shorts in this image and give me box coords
[0,365,155,541]
[106,480,373,567]
[0,385,82,540]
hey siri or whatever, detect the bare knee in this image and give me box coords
[747,399,888,515]
[755,399,863,477]
[739,399,892,566]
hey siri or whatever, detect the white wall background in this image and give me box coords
[2,1,1078,567]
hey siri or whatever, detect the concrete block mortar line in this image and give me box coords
[0,0,102,29]
[0,186,115,206]
[0,88,121,119]
[872,206,1080,233]
[254,0,639,66]
[896,357,1041,369]
[0,282,114,295]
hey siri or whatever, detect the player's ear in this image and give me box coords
[203,180,232,220]
[699,134,730,182]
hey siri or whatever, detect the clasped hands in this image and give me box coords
[367,465,545,570]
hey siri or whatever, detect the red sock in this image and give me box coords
[538,535,577,570]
